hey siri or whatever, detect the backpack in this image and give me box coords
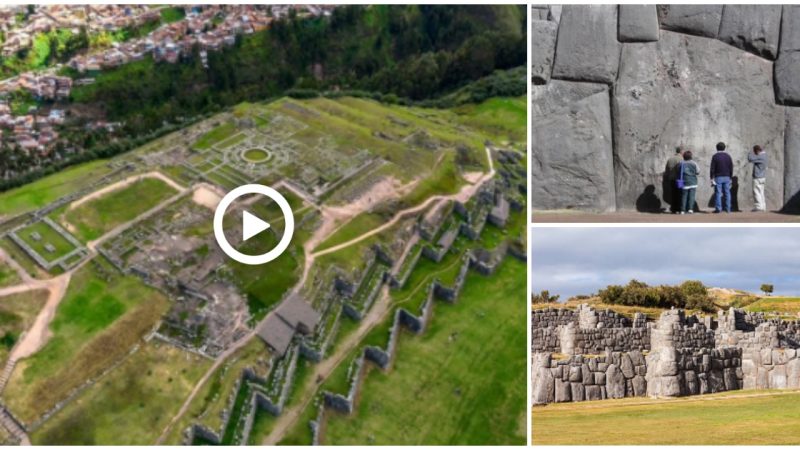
[676,162,685,189]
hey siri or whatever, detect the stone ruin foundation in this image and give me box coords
[532,305,800,404]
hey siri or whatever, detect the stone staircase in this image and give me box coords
[0,405,28,445]
[0,358,17,393]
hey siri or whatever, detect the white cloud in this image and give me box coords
[531,227,800,298]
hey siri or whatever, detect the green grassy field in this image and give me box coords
[31,342,211,445]
[0,261,21,287]
[744,296,800,315]
[0,289,48,366]
[453,96,526,144]
[320,256,526,445]
[4,259,169,423]
[193,122,237,150]
[62,177,178,242]
[533,390,800,445]
[16,220,77,263]
[0,160,113,218]
[162,339,270,444]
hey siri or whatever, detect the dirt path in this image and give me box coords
[312,151,495,259]
[533,210,800,223]
[66,171,185,211]
[7,274,70,362]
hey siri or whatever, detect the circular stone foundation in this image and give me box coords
[241,148,271,163]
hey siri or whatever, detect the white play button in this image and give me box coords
[242,210,270,241]
[213,184,294,265]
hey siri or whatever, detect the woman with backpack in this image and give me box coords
[678,150,699,214]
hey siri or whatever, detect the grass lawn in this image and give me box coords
[162,339,270,444]
[321,256,527,445]
[745,297,800,315]
[160,6,185,23]
[454,96,527,145]
[314,212,387,253]
[16,220,77,263]
[31,342,211,445]
[243,148,269,162]
[0,289,48,366]
[62,177,178,242]
[4,259,170,423]
[193,122,237,150]
[0,160,112,218]
[533,389,800,445]
[0,261,21,287]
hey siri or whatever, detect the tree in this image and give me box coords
[532,290,559,304]
[761,284,774,296]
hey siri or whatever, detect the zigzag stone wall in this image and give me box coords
[532,4,800,213]
[533,305,800,405]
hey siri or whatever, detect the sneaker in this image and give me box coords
[688,210,694,214]
[713,210,721,214]
[679,211,685,215]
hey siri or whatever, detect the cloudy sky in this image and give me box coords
[531,227,800,299]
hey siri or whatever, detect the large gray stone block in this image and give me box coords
[776,6,800,104]
[717,5,782,60]
[658,5,723,38]
[532,81,616,212]
[613,31,785,212]
[618,5,659,42]
[532,366,555,405]
[531,20,558,85]
[551,5,621,84]
[606,364,627,399]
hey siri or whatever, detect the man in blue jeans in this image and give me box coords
[710,142,734,213]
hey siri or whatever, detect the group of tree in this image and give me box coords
[70,5,526,136]
[597,279,716,312]
[532,290,560,305]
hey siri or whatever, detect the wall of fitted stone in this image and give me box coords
[532,4,800,213]
[532,351,648,404]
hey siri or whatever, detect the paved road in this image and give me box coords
[533,210,800,223]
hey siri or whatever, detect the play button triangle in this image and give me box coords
[242,210,270,241]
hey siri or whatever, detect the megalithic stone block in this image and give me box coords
[658,4,723,38]
[717,5,782,60]
[531,80,615,212]
[613,31,784,212]
[551,5,621,84]
[618,5,659,42]
[776,6,800,105]
[531,20,558,85]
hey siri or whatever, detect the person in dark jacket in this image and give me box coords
[680,151,699,214]
[710,142,734,213]
[664,147,684,213]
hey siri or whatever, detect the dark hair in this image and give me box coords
[754,145,762,152]
[716,142,726,151]
[675,146,682,153]
[683,151,693,161]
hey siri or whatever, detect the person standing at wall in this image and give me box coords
[710,142,734,213]
[679,150,699,214]
[748,145,768,212]
[664,147,684,214]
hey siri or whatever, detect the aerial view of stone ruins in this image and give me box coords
[532,4,800,221]
[0,4,527,445]
[532,227,800,445]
